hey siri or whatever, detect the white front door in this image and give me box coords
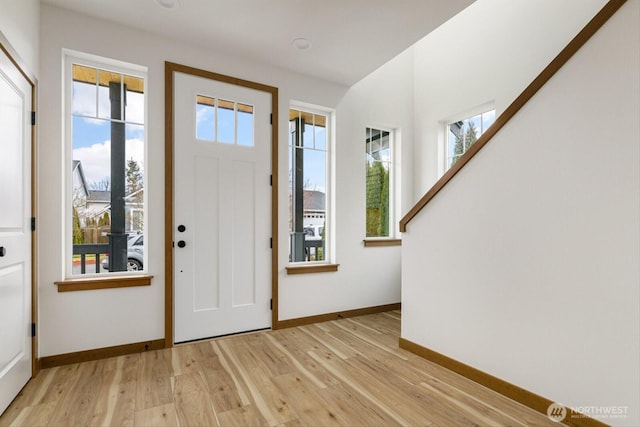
[0,46,32,414]
[173,71,272,343]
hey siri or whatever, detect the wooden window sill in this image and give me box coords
[363,239,402,247]
[286,264,339,275]
[55,275,153,292]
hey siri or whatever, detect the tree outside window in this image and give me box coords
[447,110,496,168]
[366,128,391,238]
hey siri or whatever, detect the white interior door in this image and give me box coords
[174,71,272,343]
[0,47,32,414]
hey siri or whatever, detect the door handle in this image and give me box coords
[177,240,186,248]
[0,246,5,257]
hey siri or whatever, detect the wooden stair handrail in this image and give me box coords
[399,0,627,233]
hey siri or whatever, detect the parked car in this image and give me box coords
[102,233,144,271]
[303,225,324,240]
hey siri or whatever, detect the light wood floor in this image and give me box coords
[1,311,557,427]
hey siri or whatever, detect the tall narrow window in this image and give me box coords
[66,55,146,276]
[288,107,330,263]
[366,128,392,238]
[447,109,495,168]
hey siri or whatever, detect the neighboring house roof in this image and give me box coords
[304,190,325,211]
[88,190,110,202]
[125,188,143,201]
[72,160,89,198]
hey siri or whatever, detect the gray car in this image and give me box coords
[102,234,144,271]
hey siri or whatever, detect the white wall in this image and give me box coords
[278,48,415,320]
[38,4,349,356]
[0,0,39,78]
[412,0,607,198]
[402,1,640,425]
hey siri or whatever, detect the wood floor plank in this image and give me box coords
[271,373,343,427]
[35,364,79,406]
[268,329,342,388]
[264,333,327,389]
[308,350,414,426]
[3,402,57,427]
[243,333,294,378]
[90,380,136,427]
[344,353,478,426]
[217,405,268,427]
[218,338,299,426]
[133,403,178,427]
[173,372,219,427]
[298,324,359,360]
[209,341,252,407]
[400,351,559,426]
[199,366,245,413]
[314,375,403,427]
[135,350,174,411]
[1,311,561,427]
[47,360,104,427]
[332,320,408,360]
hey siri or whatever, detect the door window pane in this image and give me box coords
[237,103,254,147]
[196,95,215,141]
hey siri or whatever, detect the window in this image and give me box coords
[366,127,393,238]
[195,95,254,146]
[66,53,147,276]
[288,106,331,263]
[447,109,496,168]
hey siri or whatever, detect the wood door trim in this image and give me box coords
[165,62,279,347]
[0,35,38,377]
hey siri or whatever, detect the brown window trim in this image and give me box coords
[55,275,153,292]
[285,264,339,275]
[363,239,402,247]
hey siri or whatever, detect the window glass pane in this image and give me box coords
[482,110,496,132]
[289,108,329,262]
[217,99,235,144]
[72,85,97,118]
[124,75,145,124]
[365,127,391,238]
[98,69,122,120]
[314,123,326,151]
[72,65,97,117]
[303,122,314,148]
[196,95,215,141]
[303,149,326,192]
[237,103,254,147]
[70,61,146,275]
[124,124,144,233]
[468,115,481,149]
[447,109,495,168]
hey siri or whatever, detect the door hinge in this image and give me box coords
[31,111,36,126]
[270,113,273,125]
[270,175,272,186]
[270,299,273,311]
[31,217,36,231]
[31,323,36,337]
[270,238,273,249]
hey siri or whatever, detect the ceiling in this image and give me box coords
[42,0,473,86]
